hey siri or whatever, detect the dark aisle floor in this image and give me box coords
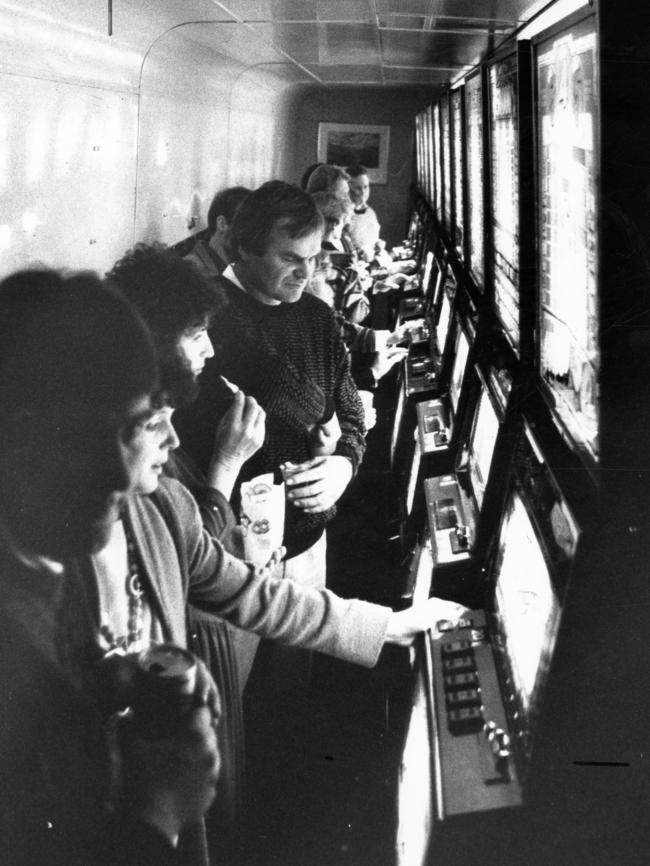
[236,372,414,866]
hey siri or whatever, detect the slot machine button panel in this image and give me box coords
[446,688,482,710]
[444,671,479,691]
[440,639,473,657]
[448,706,485,734]
[441,654,476,674]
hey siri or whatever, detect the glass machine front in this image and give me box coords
[433,104,442,222]
[449,326,471,417]
[466,71,485,290]
[435,272,456,356]
[451,88,465,259]
[536,16,599,462]
[467,384,500,510]
[492,494,561,720]
[441,96,452,234]
[489,55,521,353]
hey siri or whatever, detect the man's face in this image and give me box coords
[4,394,153,559]
[238,224,323,305]
[349,174,370,207]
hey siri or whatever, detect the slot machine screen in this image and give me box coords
[468,384,500,510]
[441,97,452,233]
[433,104,442,221]
[449,326,470,415]
[536,16,599,462]
[489,54,520,354]
[493,493,560,717]
[466,70,485,289]
[490,492,577,772]
[407,211,422,259]
[435,275,454,353]
[451,88,465,259]
[421,250,435,301]
[427,253,447,316]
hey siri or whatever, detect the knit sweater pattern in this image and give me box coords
[175,277,366,558]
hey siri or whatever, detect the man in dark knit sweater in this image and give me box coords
[174,180,366,682]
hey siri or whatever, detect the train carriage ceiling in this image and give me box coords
[0,0,543,92]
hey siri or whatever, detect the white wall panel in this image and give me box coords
[0,74,137,273]
[0,8,298,276]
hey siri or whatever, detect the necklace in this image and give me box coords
[98,516,146,654]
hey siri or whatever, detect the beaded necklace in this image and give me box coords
[98,516,146,654]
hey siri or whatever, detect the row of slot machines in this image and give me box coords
[384,223,588,865]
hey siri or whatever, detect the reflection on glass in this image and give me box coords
[494,494,560,713]
[489,56,520,352]
[466,73,485,287]
[537,20,599,460]
[441,99,451,231]
[433,104,442,220]
[450,329,470,414]
[468,386,499,509]
[452,89,464,257]
[436,285,452,352]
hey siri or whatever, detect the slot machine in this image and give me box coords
[389,265,458,479]
[422,352,519,606]
[398,307,479,564]
[396,250,437,328]
[396,420,582,866]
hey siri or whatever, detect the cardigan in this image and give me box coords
[0,479,390,865]
[164,449,245,837]
[128,478,389,665]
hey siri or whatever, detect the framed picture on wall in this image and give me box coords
[317,122,390,183]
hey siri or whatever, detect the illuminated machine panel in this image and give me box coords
[465,71,485,289]
[536,16,599,462]
[451,88,465,259]
[468,385,500,512]
[489,55,520,353]
[492,494,561,723]
[450,327,471,416]
[434,276,454,357]
[433,104,442,221]
[488,456,579,779]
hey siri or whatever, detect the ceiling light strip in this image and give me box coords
[370,0,387,86]
[383,63,469,71]
[378,26,512,35]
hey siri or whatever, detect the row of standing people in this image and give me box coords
[0,178,431,866]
